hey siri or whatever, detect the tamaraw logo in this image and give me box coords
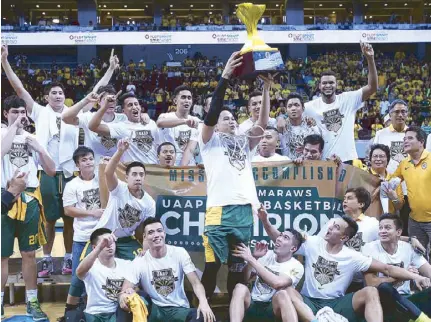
[69,34,97,44]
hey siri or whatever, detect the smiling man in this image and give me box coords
[157,142,177,167]
[89,92,161,164]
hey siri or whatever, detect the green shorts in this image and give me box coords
[1,191,44,257]
[149,304,198,322]
[39,171,73,222]
[406,289,431,316]
[81,236,142,261]
[203,204,253,264]
[302,293,360,322]
[244,300,278,322]
[84,312,116,322]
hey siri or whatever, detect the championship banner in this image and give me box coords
[99,161,381,293]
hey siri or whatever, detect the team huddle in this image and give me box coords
[1,41,431,322]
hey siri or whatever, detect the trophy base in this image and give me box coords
[233,50,285,79]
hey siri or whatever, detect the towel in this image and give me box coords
[316,307,348,322]
[8,187,47,246]
[31,103,78,178]
[126,293,148,322]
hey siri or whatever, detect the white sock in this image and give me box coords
[43,254,52,260]
[64,253,72,260]
[26,289,37,302]
[1,291,4,306]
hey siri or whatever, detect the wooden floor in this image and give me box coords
[3,302,64,321]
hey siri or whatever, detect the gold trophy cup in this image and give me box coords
[233,3,285,78]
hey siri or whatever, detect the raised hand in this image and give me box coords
[221,51,243,80]
[253,241,268,259]
[257,204,268,222]
[232,243,254,262]
[97,233,117,251]
[259,73,278,91]
[109,48,120,70]
[85,91,103,104]
[117,138,130,152]
[13,114,28,129]
[360,41,374,59]
[1,45,9,62]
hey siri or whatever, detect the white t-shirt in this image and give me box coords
[78,112,126,162]
[198,131,258,209]
[304,89,363,161]
[238,117,277,135]
[251,251,304,302]
[159,113,199,166]
[297,235,372,299]
[47,111,62,170]
[373,125,408,174]
[362,240,427,295]
[82,258,130,315]
[62,176,101,242]
[279,119,321,159]
[318,215,379,282]
[125,245,195,308]
[252,153,290,163]
[108,120,160,164]
[1,129,42,189]
[427,134,431,152]
[94,181,156,238]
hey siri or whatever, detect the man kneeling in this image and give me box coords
[229,229,305,322]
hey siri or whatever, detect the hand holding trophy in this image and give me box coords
[233,3,285,79]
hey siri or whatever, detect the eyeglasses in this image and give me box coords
[391,110,408,115]
[371,155,387,160]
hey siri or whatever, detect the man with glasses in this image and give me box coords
[373,99,410,234]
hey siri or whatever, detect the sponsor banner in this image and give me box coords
[98,161,380,292]
[2,30,431,45]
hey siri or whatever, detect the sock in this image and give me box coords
[43,254,52,260]
[410,313,431,322]
[1,291,4,306]
[26,289,37,302]
[64,253,72,260]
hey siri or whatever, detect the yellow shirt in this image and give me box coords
[371,124,383,138]
[392,150,431,222]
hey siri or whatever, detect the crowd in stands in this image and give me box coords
[2,50,430,140]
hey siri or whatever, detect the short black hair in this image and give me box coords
[341,215,359,239]
[142,217,163,234]
[265,126,279,134]
[119,92,138,109]
[3,95,27,112]
[389,99,408,112]
[157,142,176,155]
[173,85,192,98]
[285,228,304,252]
[369,144,390,163]
[90,228,112,246]
[379,213,403,230]
[286,92,304,109]
[126,161,146,175]
[345,187,371,213]
[406,126,427,148]
[321,70,336,78]
[96,84,117,96]
[44,82,65,95]
[304,134,324,152]
[72,146,94,165]
[248,91,262,107]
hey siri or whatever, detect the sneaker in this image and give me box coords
[37,258,53,278]
[26,298,48,321]
[61,258,72,275]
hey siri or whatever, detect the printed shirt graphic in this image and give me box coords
[279,118,321,159]
[108,119,161,164]
[47,112,63,170]
[304,89,363,161]
[63,176,102,242]
[198,131,259,209]
[251,251,304,302]
[362,240,427,295]
[83,258,130,315]
[1,129,41,189]
[125,246,195,308]
[93,181,156,238]
[158,113,199,166]
[297,236,372,299]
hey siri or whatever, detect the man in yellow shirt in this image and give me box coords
[391,126,431,259]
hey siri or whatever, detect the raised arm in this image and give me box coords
[88,91,120,136]
[76,232,117,280]
[187,272,216,322]
[62,92,100,126]
[202,52,242,144]
[105,139,129,192]
[1,115,25,158]
[25,136,55,177]
[257,205,280,243]
[92,49,119,94]
[156,113,199,129]
[360,42,378,102]
[1,45,35,114]
[248,75,272,150]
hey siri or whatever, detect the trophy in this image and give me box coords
[233,3,285,79]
